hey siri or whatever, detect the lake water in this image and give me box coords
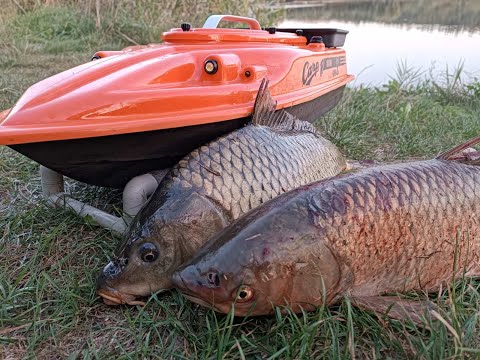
[278,0,480,86]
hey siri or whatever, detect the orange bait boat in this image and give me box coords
[0,15,354,188]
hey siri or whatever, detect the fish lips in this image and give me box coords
[97,285,146,306]
[171,267,199,298]
[96,262,146,306]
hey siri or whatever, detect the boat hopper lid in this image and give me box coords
[163,15,306,45]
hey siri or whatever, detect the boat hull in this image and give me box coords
[10,86,345,188]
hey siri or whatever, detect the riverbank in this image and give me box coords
[1,5,479,358]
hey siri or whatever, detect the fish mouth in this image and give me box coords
[181,293,215,308]
[179,290,233,314]
[97,286,146,306]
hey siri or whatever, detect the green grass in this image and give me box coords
[318,62,480,162]
[1,4,480,359]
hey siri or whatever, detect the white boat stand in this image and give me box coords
[40,166,167,236]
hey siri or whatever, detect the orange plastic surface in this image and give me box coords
[0,24,354,145]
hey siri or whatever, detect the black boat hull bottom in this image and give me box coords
[10,86,345,188]
[11,119,248,189]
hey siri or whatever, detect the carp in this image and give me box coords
[172,138,480,320]
[97,80,347,305]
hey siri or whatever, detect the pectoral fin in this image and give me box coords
[351,295,436,325]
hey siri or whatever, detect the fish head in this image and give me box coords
[172,190,343,316]
[97,189,228,305]
[96,219,179,305]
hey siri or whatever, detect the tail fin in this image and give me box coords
[436,135,480,165]
[251,79,318,135]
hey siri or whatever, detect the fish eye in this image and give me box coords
[139,243,159,263]
[235,285,254,302]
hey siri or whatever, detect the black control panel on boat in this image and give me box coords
[274,28,348,47]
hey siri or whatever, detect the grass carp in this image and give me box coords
[172,138,480,320]
[97,80,347,305]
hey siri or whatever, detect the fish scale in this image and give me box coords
[312,160,480,295]
[169,125,344,221]
[171,141,480,317]
[96,81,347,302]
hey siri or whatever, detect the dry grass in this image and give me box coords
[1,2,480,359]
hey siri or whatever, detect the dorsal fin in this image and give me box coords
[251,79,319,135]
[436,135,480,165]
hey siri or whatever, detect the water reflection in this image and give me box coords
[278,0,480,85]
[282,0,480,33]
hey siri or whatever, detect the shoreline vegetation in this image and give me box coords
[1,2,480,358]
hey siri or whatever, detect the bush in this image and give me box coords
[11,6,96,42]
